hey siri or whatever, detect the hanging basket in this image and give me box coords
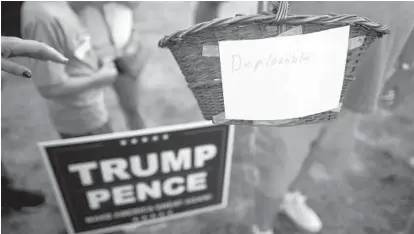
[158,2,390,126]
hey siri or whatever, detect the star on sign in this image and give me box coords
[130,138,138,145]
[141,137,148,143]
[162,134,169,140]
[120,139,128,146]
[152,135,159,142]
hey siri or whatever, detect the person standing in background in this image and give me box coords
[195,1,223,24]
[356,28,414,171]
[195,2,414,234]
[285,1,414,189]
[193,2,323,233]
[77,1,147,130]
[283,2,414,234]
[20,1,118,139]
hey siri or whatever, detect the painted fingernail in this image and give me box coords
[22,70,32,78]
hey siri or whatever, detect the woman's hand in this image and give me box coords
[1,36,68,78]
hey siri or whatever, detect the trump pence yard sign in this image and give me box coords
[38,121,234,234]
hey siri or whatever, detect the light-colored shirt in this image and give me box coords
[289,1,414,114]
[77,2,135,60]
[21,2,109,135]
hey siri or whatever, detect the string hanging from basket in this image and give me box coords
[270,1,289,19]
[267,1,289,34]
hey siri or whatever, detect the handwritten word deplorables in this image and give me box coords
[231,52,311,73]
[67,144,217,210]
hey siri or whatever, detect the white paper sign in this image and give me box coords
[219,26,350,120]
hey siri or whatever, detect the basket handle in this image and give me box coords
[158,1,390,48]
[269,1,289,20]
[267,1,289,33]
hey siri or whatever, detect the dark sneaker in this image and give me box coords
[2,187,46,211]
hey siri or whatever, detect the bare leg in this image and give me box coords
[254,190,282,232]
[288,127,327,189]
[290,109,360,189]
[250,127,290,233]
[194,1,222,24]
[112,74,145,130]
[278,113,359,234]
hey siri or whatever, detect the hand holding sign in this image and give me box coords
[219,26,350,121]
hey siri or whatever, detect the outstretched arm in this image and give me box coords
[1,36,68,78]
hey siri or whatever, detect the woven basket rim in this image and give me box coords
[159,12,390,48]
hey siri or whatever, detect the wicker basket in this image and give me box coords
[158,2,389,126]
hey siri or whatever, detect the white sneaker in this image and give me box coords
[280,191,323,233]
[409,157,414,170]
[251,225,274,234]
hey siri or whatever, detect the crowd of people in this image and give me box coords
[1,1,413,234]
